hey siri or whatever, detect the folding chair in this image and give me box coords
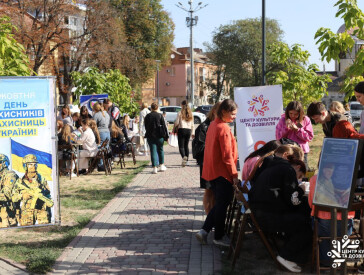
[58,144,78,179]
[87,139,110,175]
[228,156,279,270]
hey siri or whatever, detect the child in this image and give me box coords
[276,101,313,168]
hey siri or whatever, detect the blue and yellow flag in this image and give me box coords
[11,139,52,181]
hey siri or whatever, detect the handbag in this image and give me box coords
[168,133,178,147]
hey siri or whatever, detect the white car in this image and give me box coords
[349,101,364,121]
[68,104,80,114]
[160,106,206,124]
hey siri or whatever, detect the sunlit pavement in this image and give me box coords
[51,144,221,274]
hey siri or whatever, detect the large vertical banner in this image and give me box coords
[234,85,283,171]
[0,77,58,228]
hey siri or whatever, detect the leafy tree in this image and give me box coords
[267,42,332,107]
[205,18,283,101]
[110,0,175,86]
[0,16,31,76]
[71,68,138,115]
[315,0,364,99]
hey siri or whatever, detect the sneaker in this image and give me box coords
[182,156,188,167]
[71,173,77,178]
[213,235,230,249]
[195,229,208,245]
[276,255,302,273]
[160,164,167,172]
[358,263,364,274]
[152,167,158,174]
[138,152,144,155]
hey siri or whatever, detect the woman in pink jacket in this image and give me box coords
[276,101,313,168]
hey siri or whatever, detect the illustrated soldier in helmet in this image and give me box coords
[0,154,18,227]
[13,154,53,226]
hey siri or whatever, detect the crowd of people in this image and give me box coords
[56,99,150,176]
[55,81,364,272]
[192,81,364,273]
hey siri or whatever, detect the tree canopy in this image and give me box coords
[109,0,175,86]
[315,0,364,99]
[71,68,139,115]
[267,42,332,107]
[205,18,283,101]
[0,16,31,76]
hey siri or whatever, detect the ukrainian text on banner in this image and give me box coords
[0,77,57,228]
[80,94,108,115]
[234,85,283,172]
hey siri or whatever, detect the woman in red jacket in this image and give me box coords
[196,99,239,248]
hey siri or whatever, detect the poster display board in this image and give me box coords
[80,94,108,115]
[0,77,58,228]
[234,85,283,171]
[313,138,363,209]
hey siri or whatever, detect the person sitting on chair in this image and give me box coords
[248,145,312,273]
[75,118,98,174]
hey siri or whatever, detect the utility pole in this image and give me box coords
[156,60,161,105]
[176,1,208,108]
[262,0,266,86]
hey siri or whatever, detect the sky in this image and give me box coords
[160,0,364,71]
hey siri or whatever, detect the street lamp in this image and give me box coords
[155,60,161,105]
[176,0,208,108]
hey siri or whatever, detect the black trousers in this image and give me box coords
[252,208,312,263]
[177,128,191,159]
[202,177,233,240]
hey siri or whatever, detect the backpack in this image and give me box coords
[192,121,209,160]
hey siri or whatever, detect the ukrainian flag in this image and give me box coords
[11,139,52,181]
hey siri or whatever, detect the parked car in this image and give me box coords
[160,106,206,124]
[194,105,212,115]
[349,101,364,121]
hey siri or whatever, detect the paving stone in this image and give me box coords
[48,145,221,274]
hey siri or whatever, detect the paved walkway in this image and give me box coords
[52,145,221,274]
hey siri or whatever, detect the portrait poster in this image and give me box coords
[313,138,362,209]
[234,85,283,172]
[80,94,108,115]
[0,77,58,228]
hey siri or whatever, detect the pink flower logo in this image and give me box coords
[247,94,270,117]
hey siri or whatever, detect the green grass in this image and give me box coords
[0,160,149,274]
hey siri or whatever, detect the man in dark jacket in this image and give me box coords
[248,145,311,273]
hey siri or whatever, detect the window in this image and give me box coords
[170,67,175,76]
[64,16,69,24]
[73,18,78,26]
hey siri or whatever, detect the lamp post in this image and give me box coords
[176,1,208,108]
[156,60,161,105]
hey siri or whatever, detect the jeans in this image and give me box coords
[147,137,164,167]
[99,131,110,168]
[314,218,353,266]
[202,177,233,240]
[177,128,191,159]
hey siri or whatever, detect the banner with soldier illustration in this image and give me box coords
[0,77,58,228]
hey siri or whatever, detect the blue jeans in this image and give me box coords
[147,137,164,167]
[314,217,353,266]
[99,131,110,168]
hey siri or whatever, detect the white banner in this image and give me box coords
[234,85,283,171]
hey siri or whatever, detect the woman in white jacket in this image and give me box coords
[139,103,150,156]
[174,100,195,167]
[76,118,98,172]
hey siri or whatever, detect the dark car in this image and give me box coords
[194,105,212,115]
